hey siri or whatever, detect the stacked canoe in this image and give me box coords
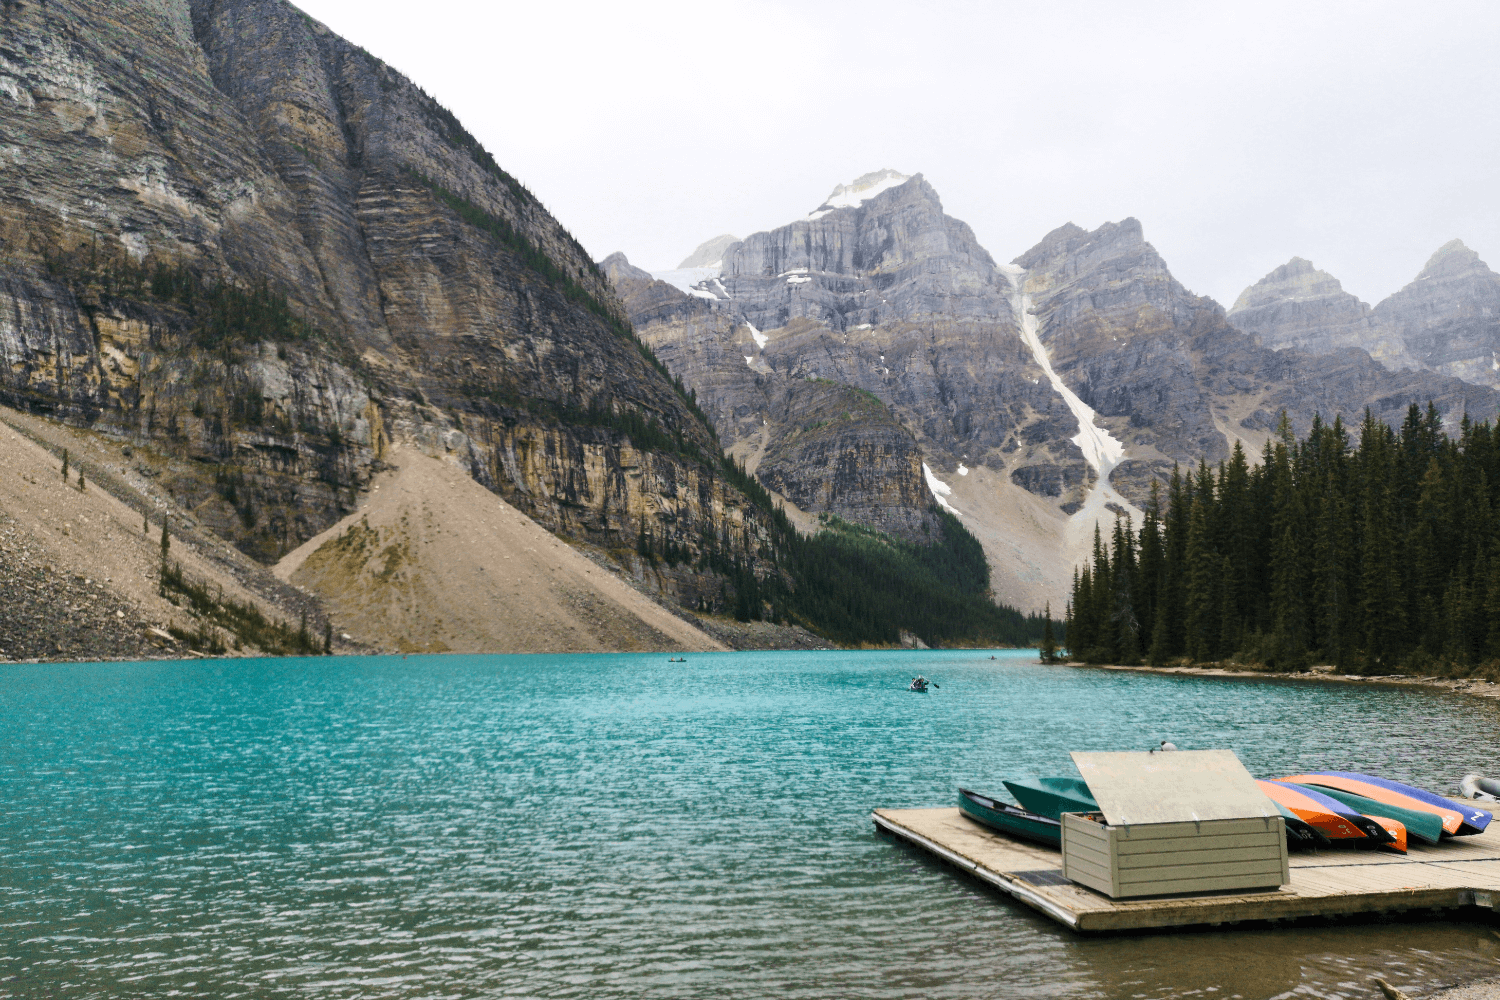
[958,770,1491,854]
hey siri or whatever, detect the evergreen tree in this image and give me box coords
[1183,489,1218,661]
[1487,544,1500,661]
[1070,402,1500,675]
[1136,480,1164,654]
[1040,602,1058,663]
[1110,518,1141,664]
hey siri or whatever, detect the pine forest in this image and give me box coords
[1066,404,1500,676]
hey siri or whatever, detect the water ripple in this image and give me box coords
[2,651,1498,998]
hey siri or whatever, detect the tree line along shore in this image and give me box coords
[1065,404,1500,678]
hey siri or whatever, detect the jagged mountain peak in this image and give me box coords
[1415,238,1488,281]
[1012,218,1151,275]
[678,234,740,269]
[1008,217,1170,295]
[1011,223,1088,270]
[807,169,914,219]
[598,251,653,285]
[1230,257,1360,314]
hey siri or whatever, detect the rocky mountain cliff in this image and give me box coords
[1372,240,1500,387]
[1016,218,1498,502]
[1226,257,1376,354]
[0,0,781,615]
[601,251,938,540]
[622,176,1500,609]
[605,173,1091,550]
[1229,241,1500,389]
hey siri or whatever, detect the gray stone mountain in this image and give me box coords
[1227,257,1377,354]
[600,251,942,542]
[612,177,1500,609]
[1371,240,1500,387]
[1229,241,1500,389]
[677,234,741,269]
[0,0,785,617]
[1017,220,1499,504]
[608,175,1090,542]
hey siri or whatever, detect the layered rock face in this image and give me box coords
[603,252,939,540]
[1019,220,1500,503]
[1228,241,1500,389]
[608,176,1091,544]
[720,176,1083,488]
[0,0,780,607]
[1371,240,1500,387]
[754,379,934,539]
[1227,257,1376,354]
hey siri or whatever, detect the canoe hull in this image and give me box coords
[1258,779,1397,847]
[1285,782,1444,846]
[958,788,1062,846]
[1002,777,1098,821]
[1290,771,1489,835]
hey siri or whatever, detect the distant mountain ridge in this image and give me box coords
[610,173,1500,609]
[677,234,740,269]
[1230,240,1500,389]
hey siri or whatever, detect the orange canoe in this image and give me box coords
[1257,780,1386,844]
[1363,815,1409,853]
[1282,773,1464,836]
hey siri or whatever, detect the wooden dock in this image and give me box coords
[874,807,1500,932]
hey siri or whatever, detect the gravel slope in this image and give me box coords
[277,447,728,654]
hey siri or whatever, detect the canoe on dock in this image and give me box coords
[1287,783,1444,846]
[1001,777,1097,821]
[1284,771,1490,835]
[1257,779,1400,848]
[1269,801,1332,847]
[957,788,1061,846]
[873,805,1500,933]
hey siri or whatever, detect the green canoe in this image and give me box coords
[957,788,1063,846]
[1288,783,1444,845]
[1001,776,1098,821]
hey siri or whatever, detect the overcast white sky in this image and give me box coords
[296,0,1498,308]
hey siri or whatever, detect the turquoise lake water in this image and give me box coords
[3,649,1499,999]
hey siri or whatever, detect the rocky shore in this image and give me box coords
[1065,660,1500,701]
[0,521,164,662]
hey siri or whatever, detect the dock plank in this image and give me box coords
[874,807,1497,932]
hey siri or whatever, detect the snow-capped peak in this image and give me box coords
[806,169,911,220]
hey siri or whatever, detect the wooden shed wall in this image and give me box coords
[1062,814,1288,898]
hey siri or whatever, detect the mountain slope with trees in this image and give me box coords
[1067,404,1500,674]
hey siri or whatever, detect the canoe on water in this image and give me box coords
[1257,779,1402,850]
[1001,777,1097,821]
[1285,783,1444,846]
[957,788,1062,846]
[1283,771,1490,836]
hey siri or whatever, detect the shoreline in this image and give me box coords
[1062,659,1500,702]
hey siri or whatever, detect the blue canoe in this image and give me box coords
[1297,770,1491,836]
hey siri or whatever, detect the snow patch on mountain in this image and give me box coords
[998,264,1125,477]
[651,265,722,295]
[806,169,911,220]
[923,463,961,515]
